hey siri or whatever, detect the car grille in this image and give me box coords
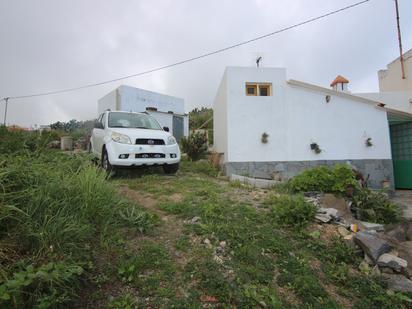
[135,138,165,145]
[135,153,166,159]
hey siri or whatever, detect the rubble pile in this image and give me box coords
[305,193,412,293]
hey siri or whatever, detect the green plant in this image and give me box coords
[261,132,269,144]
[365,137,373,147]
[352,188,400,224]
[0,262,83,308]
[180,132,208,161]
[269,195,316,227]
[118,204,156,233]
[288,164,358,194]
[310,142,322,154]
[107,294,138,309]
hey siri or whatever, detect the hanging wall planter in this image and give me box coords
[310,142,322,154]
[261,132,269,144]
[365,137,373,147]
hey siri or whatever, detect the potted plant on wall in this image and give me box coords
[310,142,322,154]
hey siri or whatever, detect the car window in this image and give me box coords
[108,112,162,130]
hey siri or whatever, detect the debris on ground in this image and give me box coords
[303,191,412,293]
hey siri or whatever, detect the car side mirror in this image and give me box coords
[163,126,169,132]
[94,121,103,129]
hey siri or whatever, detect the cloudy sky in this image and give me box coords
[0,0,411,127]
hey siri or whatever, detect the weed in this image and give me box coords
[352,188,400,224]
[180,132,208,161]
[107,293,138,309]
[269,195,317,228]
[288,164,357,195]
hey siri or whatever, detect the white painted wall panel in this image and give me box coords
[215,67,392,163]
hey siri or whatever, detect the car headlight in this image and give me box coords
[167,136,177,145]
[111,132,131,144]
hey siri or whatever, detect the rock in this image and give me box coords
[371,265,381,276]
[318,207,339,219]
[385,223,407,242]
[382,274,412,293]
[361,221,385,232]
[338,226,350,237]
[219,241,227,248]
[364,253,374,266]
[213,255,223,264]
[191,216,201,224]
[381,267,395,274]
[204,238,211,245]
[354,232,392,262]
[377,254,408,272]
[315,213,332,223]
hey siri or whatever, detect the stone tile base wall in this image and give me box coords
[224,159,394,189]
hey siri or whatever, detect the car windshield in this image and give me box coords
[108,112,162,130]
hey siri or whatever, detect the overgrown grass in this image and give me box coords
[120,163,411,308]
[0,128,154,308]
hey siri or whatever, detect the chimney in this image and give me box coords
[330,75,349,92]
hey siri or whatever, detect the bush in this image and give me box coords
[288,165,358,194]
[269,195,316,227]
[352,188,400,224]
[180,132,208,161]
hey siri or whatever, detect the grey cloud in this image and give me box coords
[0,0,411,127]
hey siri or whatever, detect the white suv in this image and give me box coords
[90,111,181,174]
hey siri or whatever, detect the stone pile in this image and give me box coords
[306,193,412,293]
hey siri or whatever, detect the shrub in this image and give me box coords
[0,262,83,308]
[180,132,208,161]
[352,188,400,224]
[288,165,358,194]
[269,195,316,227]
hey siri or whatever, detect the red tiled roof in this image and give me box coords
[330,75,349,87]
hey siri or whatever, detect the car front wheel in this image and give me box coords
[101,149,114,173]
[163,163,179,174]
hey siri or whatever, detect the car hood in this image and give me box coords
[108,127,171,141]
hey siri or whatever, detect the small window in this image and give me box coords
[245,83,272,96]
[259,85,270,96]
[246,84,257,96]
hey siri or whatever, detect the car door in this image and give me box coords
[92,113,105,155]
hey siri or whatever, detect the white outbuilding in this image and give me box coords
[213,66,409,189]
[98,85,189,142]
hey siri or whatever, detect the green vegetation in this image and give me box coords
[180,131,208,161]
[287,165,400,224]
[120,161,411,308]
[352,188,401,224]
[287,164,357,195]
[0,127,154,308]
[267,195,317,228]
[188,107,213,145]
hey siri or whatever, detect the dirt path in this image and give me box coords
[118,186,188,266]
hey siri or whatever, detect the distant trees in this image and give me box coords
[188,107,213,131]
[49,119,95,134]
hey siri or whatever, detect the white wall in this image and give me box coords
[215,67,392,163]
[357,91,412,115]
[213,70,228,161]
[97,89,117,115]
[378,49,412,92]
[119,85,185,114]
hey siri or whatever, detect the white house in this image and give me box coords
[98,85,189,142]
[213,66,402,189]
